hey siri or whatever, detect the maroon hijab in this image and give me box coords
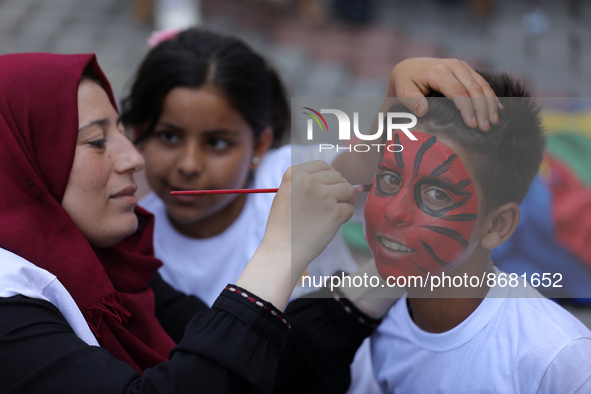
[0,53,175,371]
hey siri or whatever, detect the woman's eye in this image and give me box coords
[208,138,230,151]
[88,139,107,149]
[377,171,402,194]
[156,131,179,144]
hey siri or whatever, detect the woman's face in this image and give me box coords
[364,131,478,279]
[61,80,145,248]
[139,85,269,238]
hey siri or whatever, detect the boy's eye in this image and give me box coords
[377,171,402,195]
[422,186,454,210]
[88,139,107,149]
[156,131,179,144]
[208,137,230,151]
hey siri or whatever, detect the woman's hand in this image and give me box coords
[389,57,500,132]
[236,161,354,311]
[271,161,354,272]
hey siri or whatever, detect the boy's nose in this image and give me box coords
[384,193,415,227]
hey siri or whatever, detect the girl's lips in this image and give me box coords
[171,193,203,204]
[168,184,202,203]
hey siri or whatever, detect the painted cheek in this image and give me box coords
[364,184,416,277]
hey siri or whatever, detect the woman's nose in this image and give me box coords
[118,134,145,174]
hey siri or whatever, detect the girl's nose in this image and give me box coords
[177,140,203,177]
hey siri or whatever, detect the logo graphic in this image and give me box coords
[303,107,417,141]
[302,107,329,134]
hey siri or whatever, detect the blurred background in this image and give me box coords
[1,0,590,100]
[1,0,590,324]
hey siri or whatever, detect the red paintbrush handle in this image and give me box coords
[169,184,371,196]
[170,188,279,195]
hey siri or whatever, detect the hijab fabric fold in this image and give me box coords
[0,53,174,371]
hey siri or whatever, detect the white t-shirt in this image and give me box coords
[140,144,359,305]
[371,267,591,393]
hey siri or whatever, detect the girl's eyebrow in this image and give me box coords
[78,118,108,132]
[156,121,184,132]
[202,129,241,136]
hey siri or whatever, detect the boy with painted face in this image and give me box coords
[365,72,591,393]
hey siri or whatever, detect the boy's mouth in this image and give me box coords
[377,236,415,253]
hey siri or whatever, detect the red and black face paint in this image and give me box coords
[364,131,478,279]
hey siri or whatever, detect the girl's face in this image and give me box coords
[139,86,270,238]
[61,80,145,248]
[364,131,478,279]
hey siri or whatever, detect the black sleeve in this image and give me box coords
[274,288,381,394]
[149,276,380,394]
[150,273,209,343]
[0,288,289,394]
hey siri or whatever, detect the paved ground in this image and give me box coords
[1,0,590,327]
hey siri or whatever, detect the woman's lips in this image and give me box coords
[110,185,138,204]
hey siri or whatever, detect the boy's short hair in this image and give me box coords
[390,71,545,213]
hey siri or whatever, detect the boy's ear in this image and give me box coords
[251,127,273,169]
[479,202,520,250]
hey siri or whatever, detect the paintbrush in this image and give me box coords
[170,184,371,196]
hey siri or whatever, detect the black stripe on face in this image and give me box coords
[439,213,477,222]
[413,179,474,217]
[408,136,437,189]
[431,154,457,177]
[420,239,453,268]
[455,179,472,190]
[409,259,429,275]
[420,225,469,248]
[394,133,404,169]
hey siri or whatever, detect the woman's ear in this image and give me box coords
[251,127,273,169]
[480,202,520,250]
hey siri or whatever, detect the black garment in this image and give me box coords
[0,277,379,394]
[150,275,380,393]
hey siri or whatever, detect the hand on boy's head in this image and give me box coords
[389,57,500,132]
[265,161,354,274]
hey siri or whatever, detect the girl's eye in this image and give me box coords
[88,139,107,149]
[156,131,179,144]
[422,187,454,209]
[208,138,230,151]
[377,171,402,195]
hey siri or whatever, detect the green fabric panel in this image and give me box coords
[340,222,370,252]
[547,133,591,186]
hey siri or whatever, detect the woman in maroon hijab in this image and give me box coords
[0,52,366,392]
